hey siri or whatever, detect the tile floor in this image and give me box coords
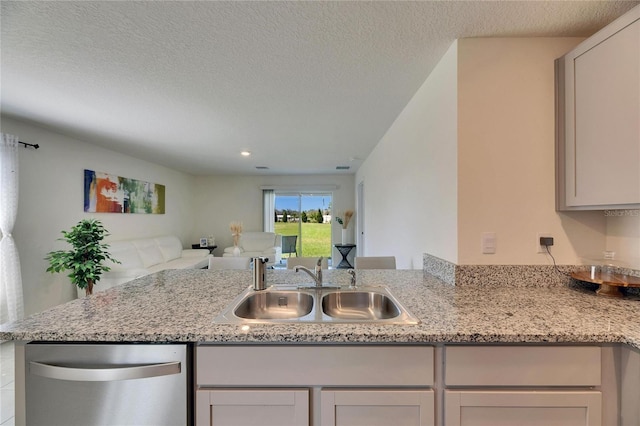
[0,342,15,426]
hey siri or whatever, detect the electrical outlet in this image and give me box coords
[537,233,553,253]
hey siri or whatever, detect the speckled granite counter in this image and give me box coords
[2,269,640,349]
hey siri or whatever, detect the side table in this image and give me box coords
[192,244,217,254]
[334,244,356,269]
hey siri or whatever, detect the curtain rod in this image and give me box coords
[18,141,39,149]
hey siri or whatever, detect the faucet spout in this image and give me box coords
[294,257,323,287]
[294,266,322,287]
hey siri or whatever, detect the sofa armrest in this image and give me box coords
[181,249,210,258]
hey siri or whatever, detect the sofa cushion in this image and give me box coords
[106,240,144,270]
[131,239,165,268]
[155,236,183,262]
[240,232,276,252]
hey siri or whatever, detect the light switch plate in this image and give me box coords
[481,232,496,254]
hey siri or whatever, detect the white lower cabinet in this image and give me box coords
[195,344,612,425]
[443,345,603,426]
[444,390,602,426]
[196,389,309,426]
[321,389,434,426]
[620,345,640,425]
[196,345,435,426]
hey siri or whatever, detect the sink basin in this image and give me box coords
[321,291,401,320]
[214,286,419,324]
[233,291,313,320]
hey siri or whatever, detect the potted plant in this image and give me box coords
[45,219,119,296]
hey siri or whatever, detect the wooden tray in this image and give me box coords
[571,271,640,298]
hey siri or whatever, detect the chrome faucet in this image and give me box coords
[294,257,323,287]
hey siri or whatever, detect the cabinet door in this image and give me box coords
[620,345,640,426]
[445,391,601,426]
[561,6,640,208]
[320,389,434,426]
[196,389,309,426]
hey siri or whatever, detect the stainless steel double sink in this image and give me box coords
[215,285,420,324]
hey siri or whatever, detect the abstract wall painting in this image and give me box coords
[84,169,165,214]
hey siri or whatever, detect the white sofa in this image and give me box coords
[222,232,282,266]
[82,235,211,296]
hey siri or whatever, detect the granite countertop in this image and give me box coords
[2,269,640,349]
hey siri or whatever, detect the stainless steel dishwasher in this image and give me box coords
[25,342,191,426]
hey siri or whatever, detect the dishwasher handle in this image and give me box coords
[30,360,181,382]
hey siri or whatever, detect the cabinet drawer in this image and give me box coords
[445,345,601,386]
[197,345,433,386]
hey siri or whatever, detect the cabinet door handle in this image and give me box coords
[29,361,181,382]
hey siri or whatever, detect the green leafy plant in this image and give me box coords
[45,219,119,295]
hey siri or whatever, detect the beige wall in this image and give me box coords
[2,117,196,316]
[191,174,355,261]
[356,41,459,268]
[606,215,640,267]
[457,37,606,265]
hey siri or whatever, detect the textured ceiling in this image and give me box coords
[1,1,638,175]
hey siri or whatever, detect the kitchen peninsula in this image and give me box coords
[3,268,640,425]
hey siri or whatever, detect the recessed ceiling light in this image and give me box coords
[240,150,251,157]
[336,166,350,170]
[255,166,269,170]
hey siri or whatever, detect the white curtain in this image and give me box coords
[263,189,275,232]
[0,133,24,324]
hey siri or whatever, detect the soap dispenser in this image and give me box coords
[252,257,269,291]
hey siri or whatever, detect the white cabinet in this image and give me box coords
[444,345,603,426]
[444,391,601,426]
[321,389,434,426]
[196,345,435,426]
[196,389,309,426]
[195,344,614,426]
[557,5,640,210]
[444,345,601,387]
[620,345,640,425]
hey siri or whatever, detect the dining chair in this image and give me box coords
[354,256,396,269]
[281,235,298,258]
[286,257,328,269]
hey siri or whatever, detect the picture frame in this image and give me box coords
[199,238,208,248]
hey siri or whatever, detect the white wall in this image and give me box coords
[191,174,355,261]
[2,117,196,316]
[355,41,459,268]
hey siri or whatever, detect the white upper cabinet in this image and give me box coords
[557,5,640,210]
